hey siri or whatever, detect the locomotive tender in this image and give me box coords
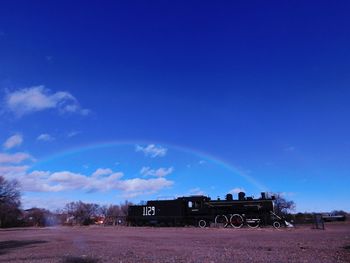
[127,192,284,228]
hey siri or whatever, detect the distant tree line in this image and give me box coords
[0,175,132,228]
[62,200,131,226]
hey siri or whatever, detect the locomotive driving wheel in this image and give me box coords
[215,215,229,227]
[230,214,244,228]
[273,221,281,229]
[198,219,207,228]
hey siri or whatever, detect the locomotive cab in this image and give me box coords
[184,196,210,209]
[181,196,212,227]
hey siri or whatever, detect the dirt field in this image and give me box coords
[0,222,349,263]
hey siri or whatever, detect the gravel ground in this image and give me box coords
[0,222,349,263]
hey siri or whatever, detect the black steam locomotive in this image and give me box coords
[127,192,286,228]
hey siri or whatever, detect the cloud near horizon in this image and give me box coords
[1,164,173,197]
[0,144,173,200]
[0,152,33,164]
[3,86,89,117]
[0,151,34,184]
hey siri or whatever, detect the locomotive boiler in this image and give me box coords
[127,192,286,228]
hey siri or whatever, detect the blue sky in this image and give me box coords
[0,1,349,212]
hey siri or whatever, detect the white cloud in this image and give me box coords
[229,187,245,195]
[0,151,33,183]
[37,133,55,142]
[0,152,33,164]
[140,166,174,177]
[92,168,113,177]
[8,167,172,197]
[3,134,23,149]
[21,195,70,210]
[135,144,167,158]
[0,165,29,176]
[117,178,173,193]
[29,170,51,177]
[198,160,206,165]
[0,147,171,198]
[48,171,88,190]
[4,86,89,117]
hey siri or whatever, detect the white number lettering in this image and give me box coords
[142,206,156,216]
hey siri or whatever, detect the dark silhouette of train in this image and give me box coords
[127,192,289,228]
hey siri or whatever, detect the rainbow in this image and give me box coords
[33,140,268,191]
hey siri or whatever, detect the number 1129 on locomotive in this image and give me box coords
[142,206,156,216]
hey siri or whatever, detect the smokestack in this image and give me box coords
[238,192,246,201]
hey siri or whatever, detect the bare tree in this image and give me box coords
[106,205,121,226]
[64,202,76,216]
[271,193,295,216]
[23,208,57,226]
[99,205,108,218]
[0,176,21,228]
[120,200,133,216]
[64,201,100,225]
